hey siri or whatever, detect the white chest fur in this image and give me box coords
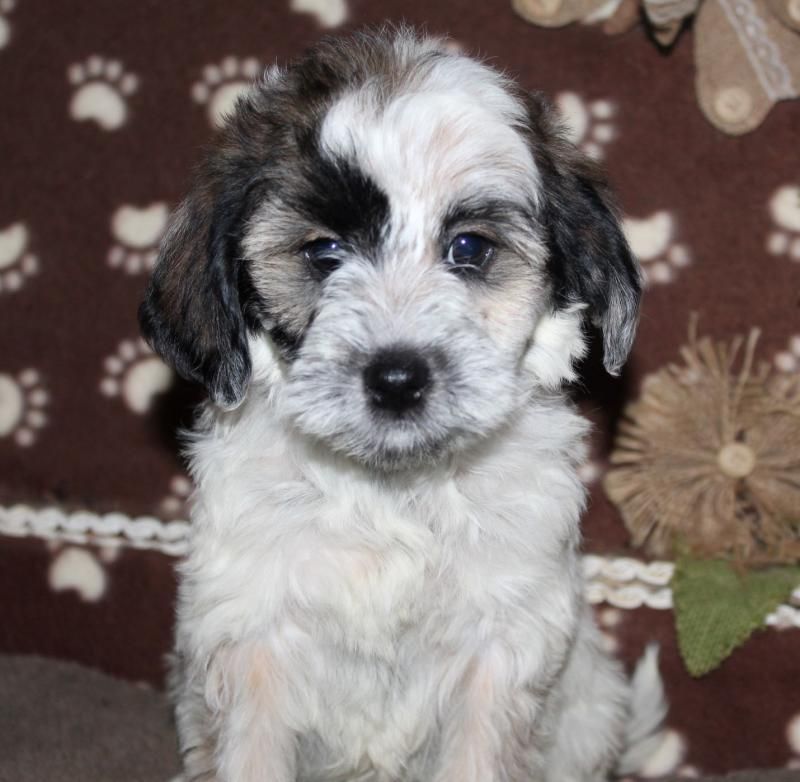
[171,389,607,781]
[179,390,588,660]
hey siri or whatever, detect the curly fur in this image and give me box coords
[141,27,663,782]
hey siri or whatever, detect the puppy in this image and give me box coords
[140,27,666,782]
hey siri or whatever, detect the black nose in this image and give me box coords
[363,348,431,413]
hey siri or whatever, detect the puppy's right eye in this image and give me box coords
[302,239,345,278]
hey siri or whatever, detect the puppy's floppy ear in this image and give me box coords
[527,93,642,375]
[139,159,256,410]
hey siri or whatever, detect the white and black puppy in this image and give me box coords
[141,28,665,782]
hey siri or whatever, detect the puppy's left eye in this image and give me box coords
[445,233,495,272]
[303,238,346,278]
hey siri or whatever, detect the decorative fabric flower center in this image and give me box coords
[717,442,756,479]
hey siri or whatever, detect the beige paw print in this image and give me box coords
[99,338,173,414]
[623,211,691,285]
[596,607,623,654]
[577,459,604,485]
[191,57,262,128]
[290,0,349,27]
[637,729,690,779]
[774,335,800,374]
[786,713,800,769]
[107,202,168,274]
[159,474,192,519]
[766,184,800,261]
[0,222,39,293]
[441,38,467,55]
[47,541,120,602]
[68,56,139,131]
[0,0,16,49]
[0,369,49,447]
[556,92,616,160]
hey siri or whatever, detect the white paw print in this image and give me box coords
[623,210,691,285]
[159,474,192,519]
[107,202,168,274]
[577,459,604,485]
[596,607,623,654]
[556,92,616,160]
[637,729,689,779]
[289,0,349,28]
[47,541,120,602]
[766,184,800,261]
[788,713,800,767]
[0,0,16,50]
[67,56,139,131]
[0,369,49,447]
[191,56,262,129]
[0,222,39,293]
[99,338,174,414]
[441,38,467,55]
[774,335,800,374]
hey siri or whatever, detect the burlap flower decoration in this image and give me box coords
[604,324,800,565]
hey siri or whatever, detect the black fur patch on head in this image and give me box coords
[295,146,390,254]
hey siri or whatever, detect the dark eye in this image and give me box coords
[302,238,345,277]
[445,233,495,272]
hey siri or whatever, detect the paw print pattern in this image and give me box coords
[635,729,690,779]
[99,338,174,414]
[0,0,15,50]
[0,369,49,446]
[107,202,168,274]
[289,0,349,28]
[191,57,262,129]
[623,211,691,285]
[596,607,623,654]
[555,92,616,160]
[47,540,120,602]
[766,184,800,261]
[159,474,192,519]
[0,222,38,293]
[440,38,467,55]
[788,713,800,769]
[774,335,800,374]
[68,56,139,131]
[577,460,604,485]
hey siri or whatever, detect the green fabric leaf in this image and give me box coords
[673,558,800,677]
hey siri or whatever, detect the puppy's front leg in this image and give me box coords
[433,644,550,782]
[206,642,297,782]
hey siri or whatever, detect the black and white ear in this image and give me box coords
[138,172,254,410]
[529,95,642,375]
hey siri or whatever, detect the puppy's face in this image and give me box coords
[140,30,640,470]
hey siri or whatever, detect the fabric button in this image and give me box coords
[713,86,752,124]
[717,442,756,478]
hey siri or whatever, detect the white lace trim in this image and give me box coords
[1,504,798,625]
[585,555,675,609]
[0,503,190,556]
[717,0,796,101]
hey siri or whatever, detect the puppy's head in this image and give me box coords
[140,28,640,469]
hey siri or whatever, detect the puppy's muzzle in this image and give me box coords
[363,347,431,414]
